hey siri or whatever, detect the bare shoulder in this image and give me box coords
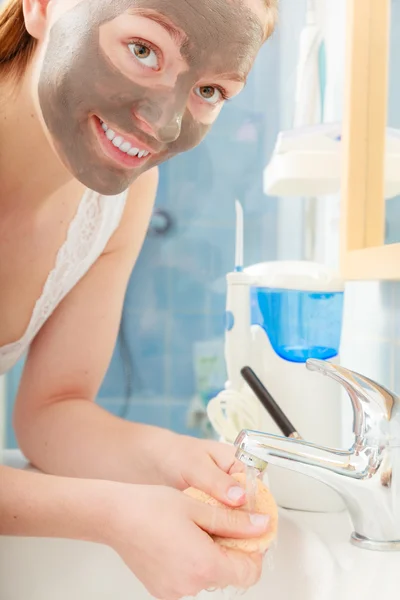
[105,167,159,257]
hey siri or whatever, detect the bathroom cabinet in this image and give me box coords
[340,0,400,280]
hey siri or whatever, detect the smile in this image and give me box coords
[93,116,153,169]
[100,120,151,157]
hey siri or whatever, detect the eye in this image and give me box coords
[128,42,159,70]
[194,86,224,105]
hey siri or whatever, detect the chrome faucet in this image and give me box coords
[235,359,400,552]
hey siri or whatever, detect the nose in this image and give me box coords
[157,115,183,143]
[134,98,184,144]
[136,112,183,144]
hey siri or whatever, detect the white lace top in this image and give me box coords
[0,188,128,376]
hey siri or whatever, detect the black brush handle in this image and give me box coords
[241,366,298,438]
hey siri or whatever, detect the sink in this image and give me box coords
[0,509,335,600]
[1,451,399,600]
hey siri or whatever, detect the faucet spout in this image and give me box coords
[235,428,400,549]
[235,429,355,485]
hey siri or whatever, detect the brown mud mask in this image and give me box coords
[38,0,264,195]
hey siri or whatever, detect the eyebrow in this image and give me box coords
[126,8,248,85]
[128,8,188,47]
[218,72,248,85]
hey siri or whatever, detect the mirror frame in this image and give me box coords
[339,0,398,280]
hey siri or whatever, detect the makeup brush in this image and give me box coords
[240,366,301,439]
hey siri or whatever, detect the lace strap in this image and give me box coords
[29,189,128,341]
[0,188,128,372]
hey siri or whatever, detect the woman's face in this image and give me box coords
[33,0,266,195]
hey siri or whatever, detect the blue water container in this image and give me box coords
[250,286,344,363]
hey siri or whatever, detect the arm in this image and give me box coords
[13,167,174,484]
[12,167,251,504]
[0,465,109,540]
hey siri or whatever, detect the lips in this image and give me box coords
[93,116,154,169]
[99,119,153,157]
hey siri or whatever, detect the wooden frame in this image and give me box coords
[339,0,399,280]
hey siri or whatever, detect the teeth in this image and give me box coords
[112,136,124,148]
[98,118,150,158]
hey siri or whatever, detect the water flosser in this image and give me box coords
[224,202,252,391]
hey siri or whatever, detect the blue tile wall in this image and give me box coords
[5,356,25,450]
[4,27,280,448]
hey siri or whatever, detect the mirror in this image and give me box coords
[385,0,400,244]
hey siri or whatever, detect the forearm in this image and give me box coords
[15,399,174,484]
[0,465,109,541]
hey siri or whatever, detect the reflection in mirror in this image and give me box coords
[264,0,346,266]
[385,0,400,244]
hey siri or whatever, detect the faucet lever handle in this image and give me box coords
[306,359,400,444]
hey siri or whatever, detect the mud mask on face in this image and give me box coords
[38,0,264,195]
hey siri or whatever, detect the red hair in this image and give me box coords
[0,0,37,81]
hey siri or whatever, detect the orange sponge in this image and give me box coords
[184,472,278,553]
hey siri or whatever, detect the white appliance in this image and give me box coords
[208,203,346,512]
[264,123,400,199]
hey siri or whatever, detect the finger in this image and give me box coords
[228,459,246,476]
[191,500,270,539]
[190,456,247,506]
[207,440,239,473]
[214,549,263,591]
[207,441,246,478]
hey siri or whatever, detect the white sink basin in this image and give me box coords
[1,451,399,600]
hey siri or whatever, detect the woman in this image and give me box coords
[0,0,277,598]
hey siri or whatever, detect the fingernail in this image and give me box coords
[227,486,245,501]
[250,514,270,528]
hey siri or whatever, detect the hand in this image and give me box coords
[159,433,249,508]
[105,483,268,600]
